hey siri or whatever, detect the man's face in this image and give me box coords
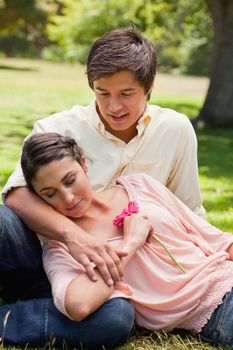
[93,70,148,143]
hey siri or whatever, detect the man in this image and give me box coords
[0,26,204,348]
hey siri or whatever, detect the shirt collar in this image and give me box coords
[91,100,152,141]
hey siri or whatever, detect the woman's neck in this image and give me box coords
[73,185,129,234]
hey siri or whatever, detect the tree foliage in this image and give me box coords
[45,0,213,75]
[0,0,213,75]
[0,0,61,57]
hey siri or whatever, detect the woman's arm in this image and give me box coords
[63,214,152,320]
[5,186,125,285]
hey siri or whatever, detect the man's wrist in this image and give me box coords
[62,222,87,245]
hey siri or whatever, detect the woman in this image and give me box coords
[21,132,233,349]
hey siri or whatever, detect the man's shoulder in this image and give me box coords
[36,104,92,126]
[148,104,193,132]
[149,104,190,123]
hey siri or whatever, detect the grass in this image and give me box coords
[0,58,233,349]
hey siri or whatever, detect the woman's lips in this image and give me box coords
[67,199,82,212]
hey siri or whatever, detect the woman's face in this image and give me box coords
[32,157,92,218]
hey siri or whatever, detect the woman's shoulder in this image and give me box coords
[121,173,160,184]
[118,173,164,194]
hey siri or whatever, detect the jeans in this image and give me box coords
[200,288,233,349]
[0,205,134,348]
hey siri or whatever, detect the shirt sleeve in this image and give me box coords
[166,117,205,218]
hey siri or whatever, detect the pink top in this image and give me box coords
[112,174,233,332]
[42,174,233,333]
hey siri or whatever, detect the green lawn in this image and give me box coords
[0,58,232,350]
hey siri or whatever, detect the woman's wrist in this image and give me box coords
[227,243,233,260]
[117,236,141,260]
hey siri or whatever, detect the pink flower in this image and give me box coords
[113,201,139,227]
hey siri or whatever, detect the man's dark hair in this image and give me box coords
[86,26,157,96]
[21,133,83,189]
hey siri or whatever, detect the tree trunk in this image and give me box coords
[198,0,233,126]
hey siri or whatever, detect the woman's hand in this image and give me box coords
[122,213,154,252]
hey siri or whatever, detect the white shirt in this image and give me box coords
[2,100,205,217]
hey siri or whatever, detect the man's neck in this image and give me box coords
[96,105,139,143]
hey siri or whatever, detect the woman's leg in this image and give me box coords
[200,289,233,349]
[0,297,134,349]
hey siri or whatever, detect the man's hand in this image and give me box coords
[65,232,128,286]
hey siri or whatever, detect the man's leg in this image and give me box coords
[0,204,42,270]
[0,204,50,301]
[0,297,134,349]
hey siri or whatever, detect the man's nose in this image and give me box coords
[108,97,122,113]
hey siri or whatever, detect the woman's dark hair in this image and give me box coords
[21,133,83,189]
[86,26,157,98]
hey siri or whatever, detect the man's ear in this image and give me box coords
[81,155,88,173]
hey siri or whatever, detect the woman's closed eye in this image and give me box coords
[43,190,56,199]
[64,176,76,186]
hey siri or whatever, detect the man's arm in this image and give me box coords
[166,117,205,218]
[5,187,126,286]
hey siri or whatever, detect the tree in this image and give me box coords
[198,0,233,126]
[0,0,61,58]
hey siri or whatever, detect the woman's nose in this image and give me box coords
[63,190,75,204]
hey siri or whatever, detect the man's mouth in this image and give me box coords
[107,112,129,121]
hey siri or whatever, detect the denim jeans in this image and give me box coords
[0,205,134,348]
[200,288,233,349]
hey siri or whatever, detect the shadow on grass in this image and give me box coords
[197,128,233,215]
[198,128,233,180]
[0,64,38,72]
[124,327,217,350]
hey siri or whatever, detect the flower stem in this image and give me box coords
[153,234,186,273]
